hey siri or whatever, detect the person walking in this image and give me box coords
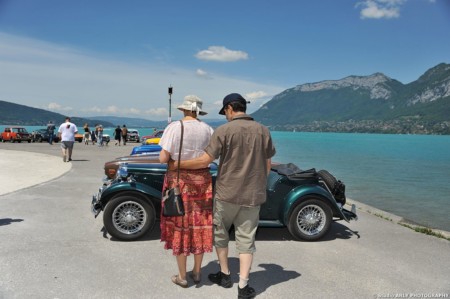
[96,124,104,147]
[121,125,128,145]
[171,93,276,299]
[46,120,56,145]
[57,117,78,162]
[114,125,122,146]
[83,123,90,145]
[159,95,214,288]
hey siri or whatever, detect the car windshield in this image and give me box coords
[13,128,28,133]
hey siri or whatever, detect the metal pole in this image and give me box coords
[168,85,173,123]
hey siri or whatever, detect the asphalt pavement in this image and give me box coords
[0,142,449,299]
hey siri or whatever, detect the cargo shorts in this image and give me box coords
[213,199,260,254]
[61,141,75,149]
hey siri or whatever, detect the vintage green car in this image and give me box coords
[91,162,357,241]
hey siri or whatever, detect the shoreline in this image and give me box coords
[346,198,450,240]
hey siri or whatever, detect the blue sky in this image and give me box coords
[0,0,449,121]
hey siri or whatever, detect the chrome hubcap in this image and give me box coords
[112,201,146,234]
[296,204,326,236]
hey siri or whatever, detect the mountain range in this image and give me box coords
[1,63,449,134]
[251,63,450,134]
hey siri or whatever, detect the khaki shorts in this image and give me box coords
[213,200,260,254]
[61,141,75,149]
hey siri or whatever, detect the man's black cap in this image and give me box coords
[219,93,247,115]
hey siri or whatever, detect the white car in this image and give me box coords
[127,129,140,143]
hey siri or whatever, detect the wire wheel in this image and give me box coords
[296,204,327,236]
[112,200,147,235]
[288,198,332,241]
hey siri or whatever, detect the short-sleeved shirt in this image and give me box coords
[159,120,214,161]
[205,114,276,206]
[58,122,78,142]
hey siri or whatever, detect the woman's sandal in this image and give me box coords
[171,275,188,288]
[189,271,201,284]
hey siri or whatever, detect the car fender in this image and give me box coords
[281,184,347,224]
[99,181,161,206]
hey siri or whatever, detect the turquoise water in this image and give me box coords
[6,126,450,231]
[272,132,450,232]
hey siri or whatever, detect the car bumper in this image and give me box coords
[91,179,111,217]
[342,204,358,221]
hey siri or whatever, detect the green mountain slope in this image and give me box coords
[251,63,450,134]
[0,101,114,127]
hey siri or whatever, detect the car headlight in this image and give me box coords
[117,162,128,180]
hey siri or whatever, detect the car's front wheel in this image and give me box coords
[103,193,156,241]
[288,197,332,241]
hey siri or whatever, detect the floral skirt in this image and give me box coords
[160,168,213,256]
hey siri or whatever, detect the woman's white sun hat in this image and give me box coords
[177,95,208,115]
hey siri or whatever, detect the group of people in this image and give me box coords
[159,93,276,299]
[113,125,129,146]
[49,118,130,162]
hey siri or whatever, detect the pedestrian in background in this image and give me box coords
[171,93,276,299]
[121,125,128,145]
[159,95,214,288]
[58,117,78,162]
[114,125,122,146]
[83,123,90,145]
[96,124,104,147]
[46,120,55,145]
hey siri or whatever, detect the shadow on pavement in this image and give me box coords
[0,218,24,226]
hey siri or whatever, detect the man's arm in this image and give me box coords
[168,152,214,170]
[267,159,272,175]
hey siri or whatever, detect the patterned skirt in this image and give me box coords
[160,168,213,256]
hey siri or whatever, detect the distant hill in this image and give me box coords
[87,116,166,129]
[0,101,114,127]
[251,63,450,134]
[89,116,227,129]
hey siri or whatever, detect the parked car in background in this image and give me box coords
[1,126,32,143]
[127,129,140,143]
[74,133,83,143]
[31,129,60,143]
[102,134,111,145]
[130,144,161,156]
[91,162,357,241]
[141,130,164,144]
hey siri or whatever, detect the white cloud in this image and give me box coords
[0,32,284,120]
[196,68,212,79]
[195,46,249,62]
[357,0,406,19]
[45,102,73,111]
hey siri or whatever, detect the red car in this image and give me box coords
[1,126,32,143]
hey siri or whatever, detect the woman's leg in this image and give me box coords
[193,253,203,275]
[176,255,187,280]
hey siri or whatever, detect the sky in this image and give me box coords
[0,0,449,121]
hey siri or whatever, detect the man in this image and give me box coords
[171,93,276,299]
[46,121,55,145]
[121,124,128,145]
[58,117,78,162]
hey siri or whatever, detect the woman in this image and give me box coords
[159,95,214,288]
[83,123,90,145]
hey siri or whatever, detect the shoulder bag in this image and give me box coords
[162,120,185,217]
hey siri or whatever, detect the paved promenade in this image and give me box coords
[0,142,449,299]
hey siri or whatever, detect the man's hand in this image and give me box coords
[167,159,177,171]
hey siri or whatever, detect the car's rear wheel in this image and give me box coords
[103,193,155,241]
[288,197,332,241]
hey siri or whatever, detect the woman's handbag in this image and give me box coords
[162,120,185,217]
